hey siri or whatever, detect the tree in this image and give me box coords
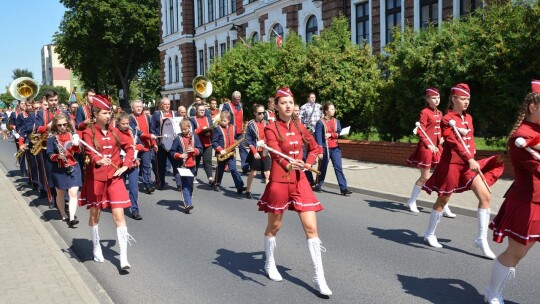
[54,0,160,109]
[35,85,70,105]
[208,16,382,127]
[381,1,540,141]
[11,68,33,80]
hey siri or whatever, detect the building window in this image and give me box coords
[248,0,256,3]
[231,0,236,13]
[269,23,284,43]
[386,0,402,43]
[197,0,204,26]
[174,56,179,82]
[305,15,318,43]
[198,50,205,75]
[420,0,438,28]
[219,0,226,17]
[169,0,174,34]
[356,2,370,45]
[460,0,481,16]
[220,43,227,56]
[209,47,215,65]
[250,32,259,43]
[208,0,215,22]
[168,57,172,84]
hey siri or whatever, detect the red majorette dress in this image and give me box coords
[423,110,503,196]
[79,124,135,209]
[407,106,443,169]
[490,121,540,245]
[257,118,323,214]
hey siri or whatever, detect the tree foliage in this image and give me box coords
[209,16,382,128]
[35,85,70,105]
[54,0,160,108]
[381,1,540,141]
[12,69,34,80]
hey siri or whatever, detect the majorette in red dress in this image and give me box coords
[407,106,443,169]
[257,118,323,214]
[490,122,540,245]
[423,110,503,196]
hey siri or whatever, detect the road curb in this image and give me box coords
[0,162,111,304]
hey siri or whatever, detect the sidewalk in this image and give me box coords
[320,158,513,217]
[0,163,104,304]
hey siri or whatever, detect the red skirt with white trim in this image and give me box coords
[489,198,540,245]
[78,176,131,209]
[406,144,441,169]
[257,176,323,214]
[422,156,503,196]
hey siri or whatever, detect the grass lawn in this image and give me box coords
[344,132,506,151]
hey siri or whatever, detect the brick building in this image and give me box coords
[158,0,482,107]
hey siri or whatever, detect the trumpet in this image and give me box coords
[15,145,27,158]
[217,135,245,161]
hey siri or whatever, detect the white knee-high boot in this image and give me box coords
[475,208,496,259]
[424,210,443,248]
[406,185,421,213]
[307,238,332,296]
[442,204,456,218]
[484,259,515,304]
[264,236,282,281]
[91,225,104,263]
[117,226,135,270]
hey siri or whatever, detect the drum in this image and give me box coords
[161,117,183,151]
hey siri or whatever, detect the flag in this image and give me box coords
[272,28,283,47]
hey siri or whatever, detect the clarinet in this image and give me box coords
[55,134,74,174]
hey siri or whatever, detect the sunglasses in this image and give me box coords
[257,112,265,115]
[57,123,69,127]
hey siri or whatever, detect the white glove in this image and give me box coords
[72,134,80,146]
[13,131,20,139]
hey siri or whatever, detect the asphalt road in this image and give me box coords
[1,139,539,304]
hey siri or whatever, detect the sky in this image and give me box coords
[0,0,67,91]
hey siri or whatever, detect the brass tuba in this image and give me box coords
[9,77,39,101]
[192,75,213,98]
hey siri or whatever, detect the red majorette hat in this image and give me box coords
[425,87,440,97]
[451,83,470,97]
[532,80,540,93]
[275,87,293,99]
[92,95,111,110]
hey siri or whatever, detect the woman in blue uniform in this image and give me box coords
[46,113,82,227]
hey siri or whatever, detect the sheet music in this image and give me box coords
[340,126,351,136]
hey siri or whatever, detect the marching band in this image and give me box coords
[4,75,540,302]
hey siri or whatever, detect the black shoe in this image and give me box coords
[149,186,156,193]
[341,189,353,196]
[213,184,220,192]
[32,184,39,191]
[245,192,253,199]
[185,205,194,214]
[132,212,142,220]
[144,187,152,194]
[68,218,79,228]
[237,186,247,194]
[38,190,47,199]
[17,184,25,191]
[49,202,57,209]
[313,187,322,192]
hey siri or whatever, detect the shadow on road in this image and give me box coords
[367,227,488,259]
[365,199,421,214]
[212,248,326,297]
[396,274,518,304]
[156,199,184,213]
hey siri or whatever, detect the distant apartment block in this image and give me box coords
[41,44,81,95]
[158,0,482,107]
